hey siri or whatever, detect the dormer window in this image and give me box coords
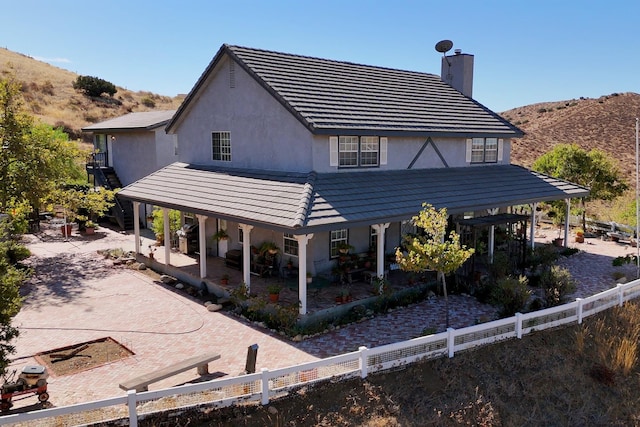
[212,131,231,161]
[330,136,387,168]
[466,138,503,164]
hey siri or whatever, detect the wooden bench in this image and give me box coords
[119,352,221,392]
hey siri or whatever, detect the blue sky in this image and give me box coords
[2,0,638,112]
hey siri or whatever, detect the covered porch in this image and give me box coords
[119,162,590,317]
[137,237,434,316]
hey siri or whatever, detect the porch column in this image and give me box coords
[529,202,537,250]
[163,208,171,265]
[239,224,254,291]
[196,214,208,278]
[372,223,390,278]
[133,201,140,254]
[487,208,499,264]
[564,198,571,248]
[295,233,314,315]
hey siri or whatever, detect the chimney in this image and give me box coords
[440,50,474,98]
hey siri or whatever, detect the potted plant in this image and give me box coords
[260,241,279,255]
[220,273,230,286]
[150,208,181,243]
[212,229,229,241]
[306,271,313,284]
[575,228,584,243]
[267,283,281,302]
[148,245,156,260]
[84,220,97,235]
[337,287,351,303]
[336,242,354,254]
[286,258,294,269]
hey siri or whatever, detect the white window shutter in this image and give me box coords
[380,137,388,165]
[497,139,504,161]
[465,139,472,163]
[329,136,338,166]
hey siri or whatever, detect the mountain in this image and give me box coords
[502,92,640,186]
[0,48,184,141]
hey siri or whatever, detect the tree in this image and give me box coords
[0,221,26,375]
[532,143,628,230]
[72,75,117,97]
[395,203,474,327]
[0,75,85,216]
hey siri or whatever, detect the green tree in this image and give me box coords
[0,75,85,215]
[0,221,27,375]
[72,75,117,97]
[532,143,627,230]
[395,203,474,327]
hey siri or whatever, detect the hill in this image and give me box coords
[503,92,640,186]
[0,48,184,141]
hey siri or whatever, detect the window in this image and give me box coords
[283,233,298,256]
[469,138,499,163]
[338,136,359,167]
[330,229,348,258]
[360,136,379,166]
[369,226,378,251]
[212,131,231,161]
[332,136,383,168]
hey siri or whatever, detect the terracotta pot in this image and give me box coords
[575,236,584,243]
[269,293,279,303]
[84,227,95,235]
[220,278,229,286]
[61,224,72,236]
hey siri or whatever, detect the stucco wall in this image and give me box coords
[312,135,512,173]
[174,56,314,172]
[111,132,158,186]
[155,128,178,168]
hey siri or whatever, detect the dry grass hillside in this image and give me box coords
[503,92,640,186]
[0,48,184,142]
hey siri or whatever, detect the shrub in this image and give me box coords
[488,251,511,279]
[490,275,531,317]
[141,97,156,108]
[541,265,576,307]
[41,80,54,95]
[73,75,117,97]
[150,208,181,242]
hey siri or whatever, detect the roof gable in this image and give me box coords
[167,44,523,138]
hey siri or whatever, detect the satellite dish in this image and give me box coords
[435,40,453,54]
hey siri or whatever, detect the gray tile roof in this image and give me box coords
[167,45,523,138]
[119,163,588,233]
[82,110,176,132]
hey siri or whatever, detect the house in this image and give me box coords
[83,110,177,228]
[89,44,588,315]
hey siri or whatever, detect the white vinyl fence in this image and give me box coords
[3,279,640,427]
